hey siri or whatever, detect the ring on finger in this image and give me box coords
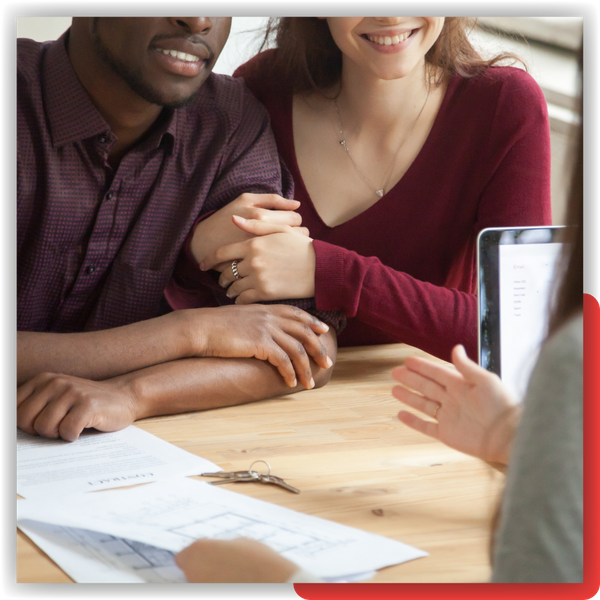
[231,260,241,280]
[433,403,441,420]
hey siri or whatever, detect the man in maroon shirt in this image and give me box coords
[17,17,338,442]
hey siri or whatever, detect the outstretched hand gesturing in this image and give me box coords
[392,345,520,465]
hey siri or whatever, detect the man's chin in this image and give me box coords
[160,91,200,109]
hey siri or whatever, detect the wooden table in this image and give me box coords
[17,343,504,583]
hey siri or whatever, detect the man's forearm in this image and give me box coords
[17,311,193,386]
[120,329,337,420]
[17,313,336,441]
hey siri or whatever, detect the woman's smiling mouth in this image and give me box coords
[364,29,416,46]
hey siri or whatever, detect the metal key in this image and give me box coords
[258,473,300,494]
[200,461,300,493]
[200,470,260,486]
[200,470,259,480]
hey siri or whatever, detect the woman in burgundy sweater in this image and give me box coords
[189,17,551,361]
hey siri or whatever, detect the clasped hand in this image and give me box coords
[187,304,332,389]
[193,193,316,303]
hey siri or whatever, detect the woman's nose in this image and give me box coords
[372,17,403,26]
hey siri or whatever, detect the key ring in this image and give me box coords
[248,460,271,476]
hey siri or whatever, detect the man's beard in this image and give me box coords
[90,27,199,109]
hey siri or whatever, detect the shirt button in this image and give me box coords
[106,191,114,201]
[85,266,96,275]
[99,134,108,143]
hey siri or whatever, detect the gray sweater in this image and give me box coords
[492,312,583,582]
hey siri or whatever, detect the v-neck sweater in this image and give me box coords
[234,52,551,360]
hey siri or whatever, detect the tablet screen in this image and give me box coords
[477,227,570,401]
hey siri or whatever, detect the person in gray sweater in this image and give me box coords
[492,312,583,582]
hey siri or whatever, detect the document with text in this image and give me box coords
[17,477,427,582]
[17,426,220,499]
[499,242,562,399]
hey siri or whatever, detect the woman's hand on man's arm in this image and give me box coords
[190,192,305,270]
[201,215,316,303]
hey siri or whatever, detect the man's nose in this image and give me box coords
[170,18,212,35]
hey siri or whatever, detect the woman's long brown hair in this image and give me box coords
[260,17,524,94]
[547,93,584,335]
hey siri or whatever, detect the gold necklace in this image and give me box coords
[334,87,430,198]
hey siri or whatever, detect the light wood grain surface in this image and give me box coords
[17,343,504,583]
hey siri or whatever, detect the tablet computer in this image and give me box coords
[477,226,571,401]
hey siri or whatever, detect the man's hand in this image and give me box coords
[16,308,337,441]
[391,344,519,465]
[17,373,138,442]
[175,538,299,583]
[186,304,332,389]
[190,193,304,269]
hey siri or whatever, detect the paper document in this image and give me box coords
[17,478,427,582]
[17,426,220,499]
[499,241,562,399]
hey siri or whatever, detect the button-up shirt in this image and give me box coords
[18,32,342,333]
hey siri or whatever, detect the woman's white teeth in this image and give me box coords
[367,31,411,46]
[157,48,200,62]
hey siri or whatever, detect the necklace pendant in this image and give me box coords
[376,189,384,198]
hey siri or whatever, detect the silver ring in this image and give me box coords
[231,260,241,280]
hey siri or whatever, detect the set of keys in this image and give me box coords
[200,460,300,494]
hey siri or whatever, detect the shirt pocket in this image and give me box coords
[84,260,171,331]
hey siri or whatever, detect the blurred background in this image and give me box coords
[17,16,583,226]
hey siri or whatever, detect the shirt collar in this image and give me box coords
[43,29,176,153]
[143,107,177,156]
[43,31,110,147]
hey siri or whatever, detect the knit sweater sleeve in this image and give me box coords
[313,69,551,361]
[313,241,479,360]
